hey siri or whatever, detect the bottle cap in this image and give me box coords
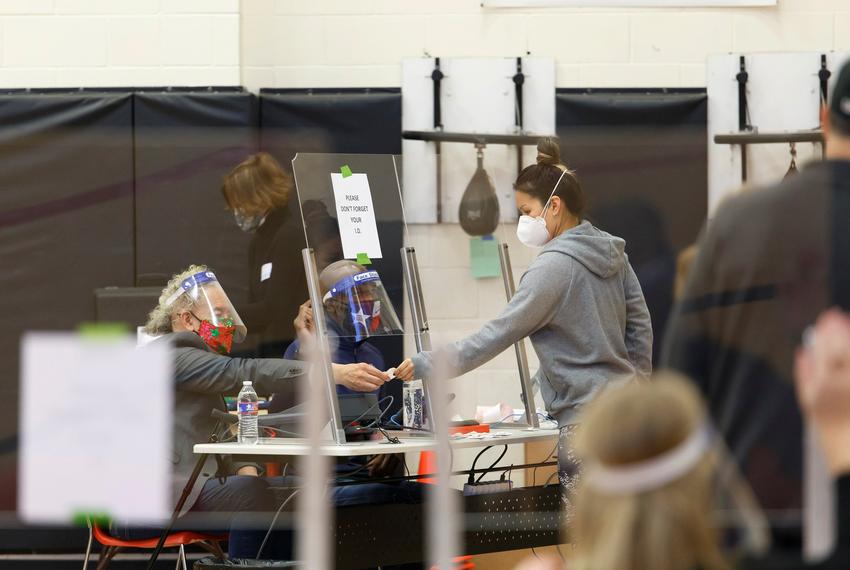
[243,380,252,385]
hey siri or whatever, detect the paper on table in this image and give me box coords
[330,172,383,260]
[470,236,501,279]
[475,403,514,424]
[19,333,173,524]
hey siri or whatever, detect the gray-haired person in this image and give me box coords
[118,264,389,559]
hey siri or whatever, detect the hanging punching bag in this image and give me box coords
[458,146,500,236]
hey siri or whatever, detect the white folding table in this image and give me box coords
[194,427,560,457]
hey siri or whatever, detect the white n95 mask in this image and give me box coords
[515,169,568,248]
[516,215,551,248]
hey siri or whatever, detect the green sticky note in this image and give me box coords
[340,164,353,178]
[77,322,129,338]
[470,236,501,279]
[356,252,372,266]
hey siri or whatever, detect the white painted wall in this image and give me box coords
[1,2,846,111]
[242,0,850,91]
[0,0,240,88]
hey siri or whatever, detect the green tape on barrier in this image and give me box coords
[356,252,372,266]
[72,510,111,527]
[77,322,129,338]
[340,165,353,178]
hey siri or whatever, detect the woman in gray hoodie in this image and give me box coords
[396,138,653,505]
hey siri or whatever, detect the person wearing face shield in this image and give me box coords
[278,260,404,396]
[128,264,389,559]
[273,261,417,486]
[514,373,770,570]
[395,138,653,507]
[221,152,309,357]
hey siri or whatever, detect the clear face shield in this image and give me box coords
[322,269,403,342]
[165,270,247,350]
[581,423,771,559]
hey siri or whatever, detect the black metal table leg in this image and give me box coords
[146,452,209,568]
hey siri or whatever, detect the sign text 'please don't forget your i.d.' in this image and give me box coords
[330,171,383,260]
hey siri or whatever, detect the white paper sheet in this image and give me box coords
[19,332,173,524]
[330,172,383,260]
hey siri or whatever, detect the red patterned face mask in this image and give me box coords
[195,317,236,355]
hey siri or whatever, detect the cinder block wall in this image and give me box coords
[242,0,848,91]
[0,0,240,87]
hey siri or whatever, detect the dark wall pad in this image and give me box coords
[259,89,402,164]
[134,92,258,303]
[556,90,708,365]
[0,93,135,511]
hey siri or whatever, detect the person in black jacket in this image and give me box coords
[221,152,309,358]
[662,59,850,548]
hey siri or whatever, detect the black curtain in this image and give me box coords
[0,92,135,518]
[557,89,708,365]
[259,88,403,161]
[134,91,258,303]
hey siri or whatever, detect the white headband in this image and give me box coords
[584,424,713,495]
[164,288,186,307]
[164,271,217,307]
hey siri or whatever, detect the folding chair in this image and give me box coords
[83,520,226,570]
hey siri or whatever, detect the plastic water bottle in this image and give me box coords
[237,380,259,444]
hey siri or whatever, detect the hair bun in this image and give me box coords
[536,137,561,166]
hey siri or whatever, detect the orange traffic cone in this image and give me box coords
[418,450,437,484]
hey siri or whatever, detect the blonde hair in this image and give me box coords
[570,373,729,570]
[221,152,293,216]
[143,264,210,336]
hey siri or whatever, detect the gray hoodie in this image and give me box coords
[412,221,653,427]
